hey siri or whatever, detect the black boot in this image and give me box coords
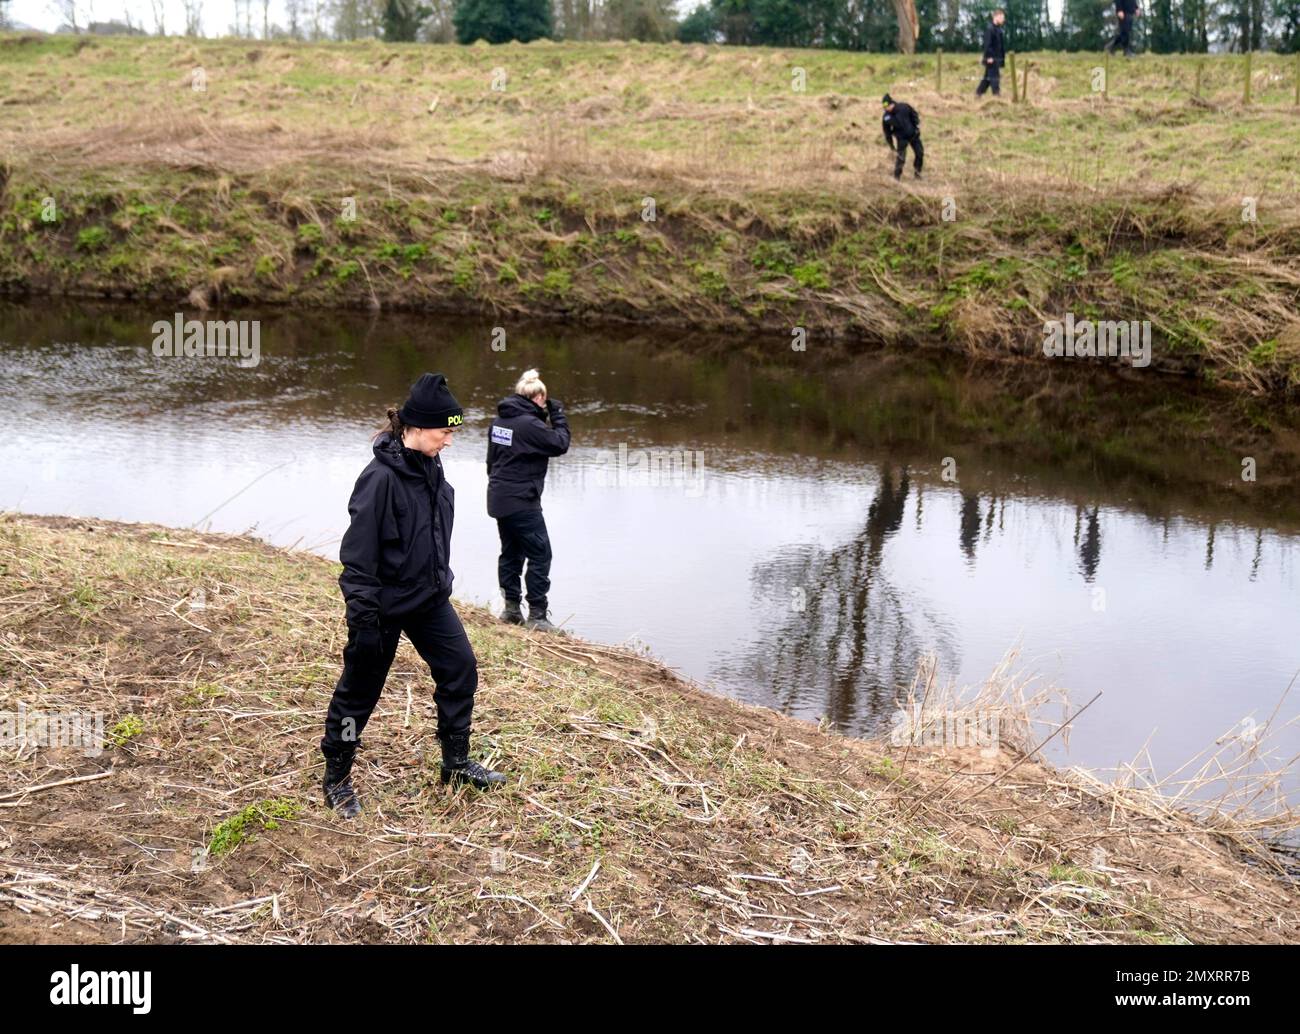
[501,599,524,625]
[322,742,362,819]
[440,730,506,790]
[525,606,566,635]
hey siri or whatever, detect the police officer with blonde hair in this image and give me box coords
[486,369,571,632]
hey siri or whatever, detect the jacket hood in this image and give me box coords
[497,394,544,420]
[373,431,438,481]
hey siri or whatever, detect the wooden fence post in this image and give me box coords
[937,47,943,93]
[1021,62,1029,104]
[1103,50,1110,102]
[1009,51,1019,102]
[1194,58,1203,100]
[1243,49,1252,105]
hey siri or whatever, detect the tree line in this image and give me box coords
[17,0,1300,53]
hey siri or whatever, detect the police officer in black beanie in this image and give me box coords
[320,372,505,819]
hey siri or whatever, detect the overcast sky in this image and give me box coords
[8,0,303,33]
[6,0,1068,37]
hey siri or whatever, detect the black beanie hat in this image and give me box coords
[882,93,893,105]
[398,373,464,429]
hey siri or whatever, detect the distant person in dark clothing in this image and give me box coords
[881,94,922,180]
[977,9,1006,97]
[1104,0,1140,57]
[487,368,571,633]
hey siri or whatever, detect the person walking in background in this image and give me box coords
[977,9,1007,97]
[320,372,506,819]
[1104,0,1140,57]
[881,94,923,180]
[487,368,571,633]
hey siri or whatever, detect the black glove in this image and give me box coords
[351,624,383,666]
[546,398,563,417]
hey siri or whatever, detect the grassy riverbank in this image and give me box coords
[0,514,1296,944]
[2,34,1300,396]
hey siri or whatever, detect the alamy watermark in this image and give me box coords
[592,443,706,497]
[151,314,261,368]
[1043,313,1150,368]
[1,702,105,757]
[50,965,151,1014]
[889,705,999,757]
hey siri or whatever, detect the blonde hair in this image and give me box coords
[515,368,546,399]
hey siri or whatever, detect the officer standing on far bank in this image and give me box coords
[977,9,1007,97]
[1105,0,1140,57]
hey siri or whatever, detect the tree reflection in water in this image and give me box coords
[723,464,958,735]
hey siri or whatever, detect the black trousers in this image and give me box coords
[496,508,552,610]
[976,62,1001,96]
[320,595,477,754]
[1109,14,1133,50]
[893,135,923,178]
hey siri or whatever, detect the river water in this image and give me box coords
[2,303,1298,805]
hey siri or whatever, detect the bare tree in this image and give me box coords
[231,0,253,36]
[149,0,165,34]
[891,0,919,53]
[419,0,455,41]
[308,0,326,39]
[52,0,81,33]
[284,0,302,37]
[182,0,202,36]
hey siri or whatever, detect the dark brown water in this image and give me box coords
[2,302,1298,805]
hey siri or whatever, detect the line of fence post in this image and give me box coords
[913,49,1300,109]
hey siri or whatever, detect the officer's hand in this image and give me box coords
[352,624,383,665]
[1117,9,1124,17]
[546,398,562,416]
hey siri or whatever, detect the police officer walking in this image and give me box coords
[487,368,571,633]
[977,9,1007,97]
[320,372,505,819]
[1104,0,1140,57]
[881,94,923,180]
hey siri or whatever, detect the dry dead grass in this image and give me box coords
[0,514,1296,944]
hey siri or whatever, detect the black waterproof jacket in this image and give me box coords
[486,394,571,519]
[982,23,1006,67]
[882,102,921,147]
[338,431,455,628]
